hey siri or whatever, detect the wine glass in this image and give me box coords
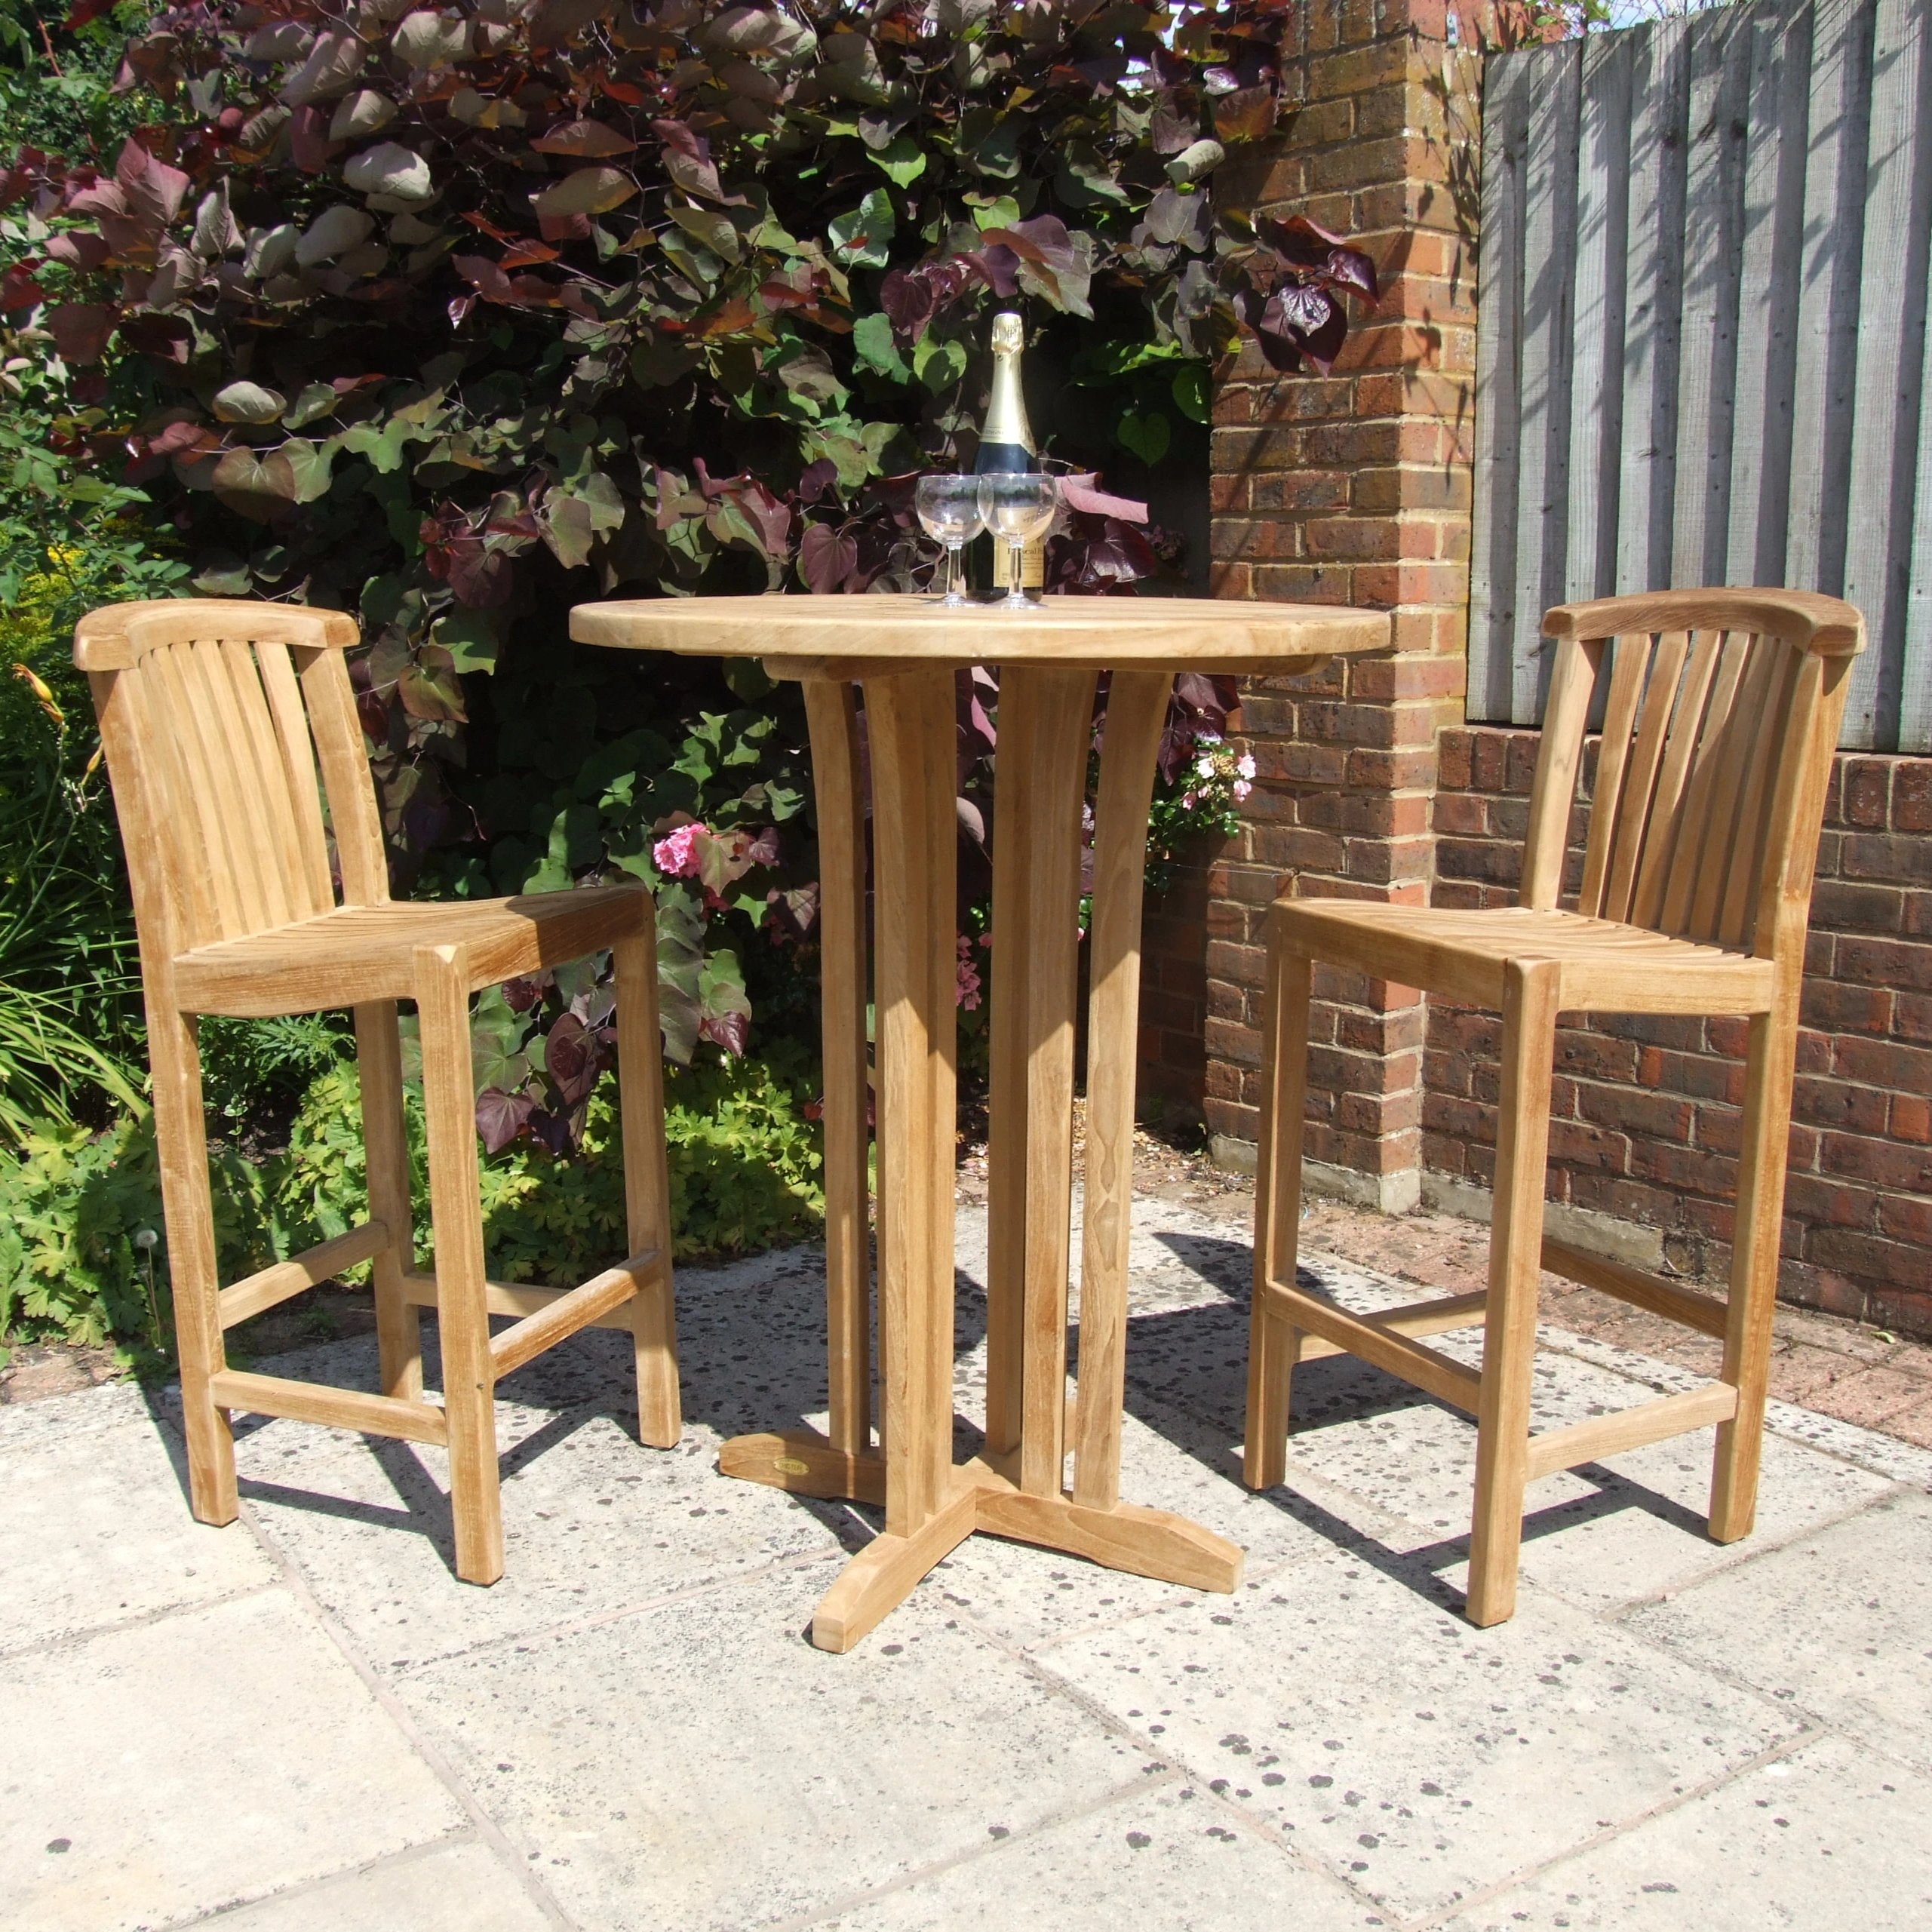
[977,472,1058,608]
[914,474,986,607]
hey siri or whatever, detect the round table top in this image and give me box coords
[570,593,1390,672]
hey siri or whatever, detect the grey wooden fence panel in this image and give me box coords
[1512,41,1584,720]
[1565,31,1634,608]
[1467,52,1530,725]
[1727,2,1812,585]
[1841,0,1932,743]
[1784,0,1872,594]
[1616,21,1692,598]
[1672,11,1752,586]
[1906,321,1932,749]
[1474,0,1932,750]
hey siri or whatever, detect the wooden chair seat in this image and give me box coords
[174,888,650,1017]
[77,598,682,1587]
[1244,588,1866,1629]
[1276,901,1776,1015]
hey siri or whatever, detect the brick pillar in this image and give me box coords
[1203,0,1479,1209]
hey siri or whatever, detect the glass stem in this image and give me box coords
[1008,539,1023,600]
[946,542,963,600]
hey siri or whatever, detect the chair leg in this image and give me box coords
[355,1000,422,1402]
[149,1003,238,1526]
[615,924,680,1449]
[1709,1008,1798,1542]
[1245,948,1313,1491]
[415,944,503,1586]
[1467,960,1561,1628]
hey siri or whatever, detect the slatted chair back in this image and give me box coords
[1519,591,1865,969]
[74,600,385,961]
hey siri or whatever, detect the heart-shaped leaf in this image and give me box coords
[533,119,637,158]
[1116,410,1172,467]
[532,167,637,220]
[829,188,895,268]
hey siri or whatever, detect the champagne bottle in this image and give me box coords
[971,310,1044,591]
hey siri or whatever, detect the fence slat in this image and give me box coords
[1727,0,1814,585]
[1617,20,1693,597]
[1468,51,1531,725]
[1784,0,1875,604]
[1841,0,1932,746]
[1903,244,1932,751]
[1510,39,1584,723]
[1566,31,1635,610]
[1672,7,1752,585]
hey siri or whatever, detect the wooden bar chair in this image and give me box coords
[1242,588,1864,1626]
[76,600,680,1585]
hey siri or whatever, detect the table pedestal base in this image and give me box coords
[719,1427,1244,1653]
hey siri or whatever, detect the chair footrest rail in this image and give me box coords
[207,1368,449,1445]
[217,1220,390,1328]
[1260,1276,1482,1412]
[486,1248,661,1379]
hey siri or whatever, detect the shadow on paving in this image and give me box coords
[154,1223,1715,1605]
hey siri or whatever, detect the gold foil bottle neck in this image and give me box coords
[981,310,1035,456]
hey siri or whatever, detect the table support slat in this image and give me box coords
[803,680,874,1461]
[863,669,959,1539]
[1072,671,1172,1510]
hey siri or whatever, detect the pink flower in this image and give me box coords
[1236,752,1257,781]
[1181,790,1196,810]
[955,933,982,1011]
[1233,779,1252,803]
[653,822,704,878]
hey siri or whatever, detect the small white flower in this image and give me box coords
[1195,755,1215,780]
[1233,779,1252,802]
[1236,753,1256,780]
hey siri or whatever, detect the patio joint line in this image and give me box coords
[232,1491,581,1932]
[1599,1479,1918,1625]
[0,1576,282,1666]
[158,1826,484,1930]
[380,1539,851,1680]
[999,1580,1442,1929]
[1394,1725,1833,1932]
[762,1768,1190,1932]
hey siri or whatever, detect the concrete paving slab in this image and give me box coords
[5,1198,1929,1932]
[239,1403,840,1674]
[0,1376,157,1451]
[391,1561,1157,1932]
[1034,1547,1805,1922]
[1438,1732,1932,1930]
[204,1838,556,1931]
[0,1404,278,1656]
[1626,1488,1932,1773]
[0,1590,462,1932]
[815,1778,1376,1931]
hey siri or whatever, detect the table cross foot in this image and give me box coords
[718,1427,886,1506]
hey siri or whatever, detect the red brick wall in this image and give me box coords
[1190,0,1479,1206]
[1430,726,1932,1337]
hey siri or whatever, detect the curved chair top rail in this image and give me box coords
[74,598,359,671]
[1543,588,1865,658]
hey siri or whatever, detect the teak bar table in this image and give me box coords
[571,594,1389,1648]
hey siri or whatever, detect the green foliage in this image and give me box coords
[0,1111,271,1357]
[0,0,1374,1080]
[0,1043,825,1360]
[198,1012,355,1129]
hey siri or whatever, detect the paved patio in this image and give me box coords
[5,1196,1930,1931]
